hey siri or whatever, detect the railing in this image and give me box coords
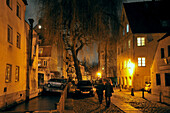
[56,85,68,113]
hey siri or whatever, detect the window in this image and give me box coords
[127,24,129,33]
[124,42,127,51]
[123,28,125,36]
[15,66,19,82]
[39,48,43,54]
[16,33,21,48]
[33,45,36,55]
[44,60,47,67]
[16,3,21,18]
[137,37,145,46]
[128,40,131,48]
[124,60,127,68]
[138,57,146,67]
[5,64,12,82]
[6,0,12,9]
[7,25,13,44]
[165,73,170,86]
[38,61,42,66]
[168,45,170,57]
[161,48,165,58]
[121,46,123,53]
[156,73,161,85]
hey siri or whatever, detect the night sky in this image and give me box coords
[25,0,98,64]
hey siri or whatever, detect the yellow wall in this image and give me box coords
[0,0,27,108]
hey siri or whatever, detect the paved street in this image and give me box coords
[65,89,170,113]
[65,93,124,113]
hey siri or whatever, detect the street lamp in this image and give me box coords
[97,72,102,78]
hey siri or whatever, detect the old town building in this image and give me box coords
[117,1,168,90]
[0,0,40,109]
[151,34,170,98]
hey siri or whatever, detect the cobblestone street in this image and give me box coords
[65,93,124,113]
[112,90,170,113]
[65,89,170,113]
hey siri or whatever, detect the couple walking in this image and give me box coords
[96,79,113,108]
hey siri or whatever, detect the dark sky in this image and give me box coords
[25,0,40,26]
[25,0,99,64]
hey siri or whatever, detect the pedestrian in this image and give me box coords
[104,79,113,108]
[95,79,105,107]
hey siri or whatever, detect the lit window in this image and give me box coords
[7,25,13,44]
[6,0,12,9]
[128,40,131,48]
[39,48,43,54]
[127,24,129,33]
[38,61,42,66]
[138,57,146,67]
[16,3,21,18]
[5,64,12,82]
[16,33,21,48]
[124,60,127,68]
[137,37,145,46]
[15,66,19,82]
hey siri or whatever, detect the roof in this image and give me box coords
[22,0,28,5]
[123,1,170,33]
[157,32,170,42]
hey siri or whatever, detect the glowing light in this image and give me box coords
[38,25,42,29]
[127,59,135,76]
[97,72,101,78]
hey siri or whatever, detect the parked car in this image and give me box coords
[47,78,67,90]
[75,80,94,96]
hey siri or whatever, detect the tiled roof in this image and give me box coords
[123,1,170,33]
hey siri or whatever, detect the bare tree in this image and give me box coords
[38,0,122,81]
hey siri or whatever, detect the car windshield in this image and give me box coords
[49,79,66,83]
[77,81,92,86]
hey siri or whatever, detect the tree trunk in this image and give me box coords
[71,48,82,81]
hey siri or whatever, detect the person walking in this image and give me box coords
[104,79,113,108]
[95,79,105,107]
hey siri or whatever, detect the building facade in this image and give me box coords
[0,0,28,109]
[151,34,170,98]
[117,1,167,90]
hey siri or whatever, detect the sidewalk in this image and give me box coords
[116,88,170,105]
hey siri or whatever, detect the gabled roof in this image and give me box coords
[123,1,170,33]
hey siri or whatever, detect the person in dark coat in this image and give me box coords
[95,79,105,106]
[104,79,113,108]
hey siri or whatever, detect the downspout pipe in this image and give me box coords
[26,19,34,101]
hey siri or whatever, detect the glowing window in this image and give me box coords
[138,57,146,67]
[137,37,145,46]
[15,66,20,82]
[127,24,129,33]
[5,64,12,82]
[128,40,131,48]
